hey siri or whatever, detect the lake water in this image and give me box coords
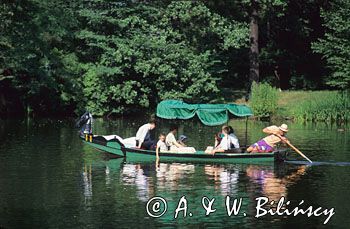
[0,118,349,228]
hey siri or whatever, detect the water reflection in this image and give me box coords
[82,164,93,209]
[156,163,195,191]
[204,165,239,196]
[82,159,308,206]
[79,159,310,228]
[246,165,307,200]
[121,164,155,202]
[105,165,111,186]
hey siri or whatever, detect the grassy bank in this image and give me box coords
[276,90,349,122]
[244,83,349,122]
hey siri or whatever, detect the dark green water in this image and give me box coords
[0,118,349,228]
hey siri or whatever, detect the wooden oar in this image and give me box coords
[284,141,313,163]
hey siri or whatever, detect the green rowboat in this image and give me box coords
[80,100,287,163]
[82,135,287,164]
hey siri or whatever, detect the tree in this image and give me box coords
[312,0,350,89]
[77,0,248,115]
[239,0,286,94]
[0,0,83,116]
[0,0,342,117]
[259,0,328,90]
[249,0,259,86]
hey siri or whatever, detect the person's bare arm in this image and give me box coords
[281,137,290,144]
[274,134,289,144]
[212,148,225,155]
[156,146,159,159]
[173,141,183,148]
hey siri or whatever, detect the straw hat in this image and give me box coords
[279,124,288,132]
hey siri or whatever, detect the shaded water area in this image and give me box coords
[0,118,349,228]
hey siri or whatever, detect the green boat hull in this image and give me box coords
[82,136,286,164]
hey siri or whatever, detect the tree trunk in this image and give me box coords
[249,0,259,87]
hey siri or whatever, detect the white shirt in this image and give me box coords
[135,123,151,142]
[219,134,240,150]
[165,132,177,147]
[157,140,168,151]
[229,133,240,149]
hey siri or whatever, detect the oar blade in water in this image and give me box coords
[285,160,350,166]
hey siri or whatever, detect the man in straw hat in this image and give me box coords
[247,124,290,153]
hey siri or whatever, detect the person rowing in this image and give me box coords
[246,124,289,153]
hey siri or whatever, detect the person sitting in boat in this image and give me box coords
[135,119,156,149]
[214,125,226,147]
[214,125,240,149]
[156,133,167,159]
[177,135,188,147]
[246,124,289,153]
[166,125,183,151]
[228,126,239,148]
[208,126,240,155]
[214,131,223,148]
[166,126,196,153]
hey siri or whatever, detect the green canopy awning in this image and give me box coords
[156,100,253,126]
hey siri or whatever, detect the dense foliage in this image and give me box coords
[0,0,348,117]
[0,0,82,116]
[78,1,248,115]
[312,0,350,89]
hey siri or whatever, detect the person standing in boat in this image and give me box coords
[246,124,289,153]
[135,119,156,149]
[76,111,93,137]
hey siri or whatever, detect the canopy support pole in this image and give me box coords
[244,117,248,147]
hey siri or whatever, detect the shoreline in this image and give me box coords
[0,90,348,123]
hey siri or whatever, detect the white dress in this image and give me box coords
[165,132,177,151]
[166,132,196,153]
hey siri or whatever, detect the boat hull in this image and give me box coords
[82,136,287,164]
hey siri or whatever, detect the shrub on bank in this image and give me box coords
[249,82,278,118]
